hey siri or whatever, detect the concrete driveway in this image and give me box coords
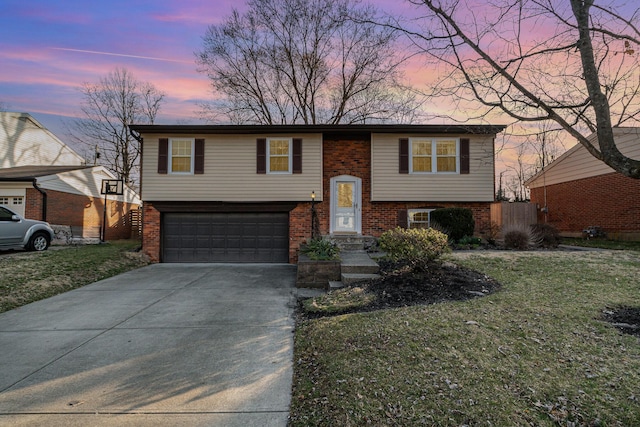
[0,263,298,426]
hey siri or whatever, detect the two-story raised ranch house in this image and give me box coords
[129,124,506,263]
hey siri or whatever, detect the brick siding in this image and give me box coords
[142,202,161,262]
[530,172,640,237]
[25,188,137,240]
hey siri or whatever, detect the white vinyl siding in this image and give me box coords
[371,133,495,201]
[527,128,640,188]
[35,168,140,204]
[1,112,85,168]
[141,134,323,202]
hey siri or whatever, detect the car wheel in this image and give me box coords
[28,232,50,251]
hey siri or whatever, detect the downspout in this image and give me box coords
[32,179,47,221]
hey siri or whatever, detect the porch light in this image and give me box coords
[311,191,315,201]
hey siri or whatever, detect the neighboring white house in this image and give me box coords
[0,112,140,240]
[1,111,85,168]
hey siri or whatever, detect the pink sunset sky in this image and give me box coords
[0,0,431,135]
[5,0,630,185]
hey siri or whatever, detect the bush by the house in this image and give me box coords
[431,208,475,242]
[379,227,450,270]
[503,224,541,250]
[530,223,560,248]
[301,238,340,260]
[481,221,501,246]
[456,235,483,249]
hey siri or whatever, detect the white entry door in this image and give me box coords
[330,175,361,234]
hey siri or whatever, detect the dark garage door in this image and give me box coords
[162,212,289,263]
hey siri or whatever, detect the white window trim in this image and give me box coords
[266,137,293,174]
[408,208,435,228]
[409,138,460,174]
[168,138,195,175]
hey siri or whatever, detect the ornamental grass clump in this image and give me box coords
[530,223,560,248]
[378,227,450,271]
[503,224,541,250]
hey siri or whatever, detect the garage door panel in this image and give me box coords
[162,212,289,263]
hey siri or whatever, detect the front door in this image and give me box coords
[330,175,361,234]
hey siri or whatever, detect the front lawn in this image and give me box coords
[290,250,640,426]
[0,241,149,313]
[562,237,640,251]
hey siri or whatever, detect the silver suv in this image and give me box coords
[0,205,54,251]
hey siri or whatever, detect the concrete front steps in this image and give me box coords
[329,249,381,290]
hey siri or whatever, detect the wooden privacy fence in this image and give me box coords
[130,208,143,238]
[490,202,538,230]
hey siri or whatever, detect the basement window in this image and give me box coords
[408,209,434,229]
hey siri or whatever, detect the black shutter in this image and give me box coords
[397,209,408,228]
[399,138,409,174]
[158,138,168,174]
[194,139,205,174]
[292,138,302,174]
[460,138,470,174]
[257,138,266,174]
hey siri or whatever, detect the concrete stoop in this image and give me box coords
[330,249,381,289]
[329,234,377,251]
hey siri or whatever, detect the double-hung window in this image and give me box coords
[410,138,459,173]
[169,138,194,174]
[267,138,292,174]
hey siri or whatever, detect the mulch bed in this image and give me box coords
[602,307,640,338]
[298,260,501,319]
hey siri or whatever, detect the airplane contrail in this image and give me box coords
[51,47,191,63]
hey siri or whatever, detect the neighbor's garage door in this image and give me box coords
[162,212,289,263]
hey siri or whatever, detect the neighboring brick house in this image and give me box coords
[526,127,640,241]
[0,112,140,240]
[130,124,506,263]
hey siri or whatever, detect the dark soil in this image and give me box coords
[602,307,640,338]
[299,260,501,318]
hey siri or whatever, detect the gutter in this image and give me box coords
[0,177,48,221]
[32,179,47,221]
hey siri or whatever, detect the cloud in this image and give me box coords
[50,47,191,64]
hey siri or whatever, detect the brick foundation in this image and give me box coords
[142,202,161,262]
[530,172,640,239]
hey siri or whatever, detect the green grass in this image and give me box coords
[562,237,640,251]
[0,241,149,313]
[290,250,640,426]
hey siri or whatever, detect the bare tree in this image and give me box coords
[527,121,567,173]
[389,0,640,178]
[72,68,165,185]
[196,0,422,124]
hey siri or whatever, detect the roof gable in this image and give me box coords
[1,112,85,168]
[526,127,640,188]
